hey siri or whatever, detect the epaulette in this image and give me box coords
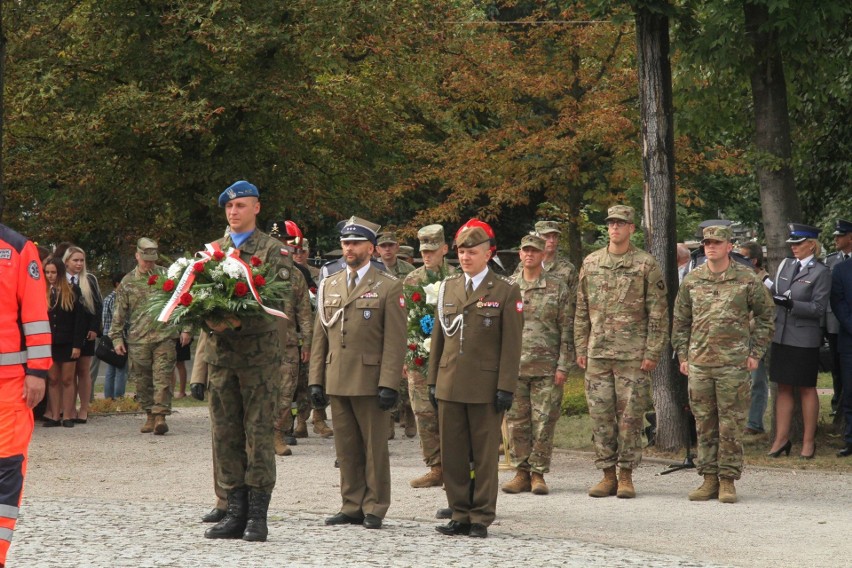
[376,270,399,281]
[444,273,462,281]
[495,274,514,284]
[826,251,840,258]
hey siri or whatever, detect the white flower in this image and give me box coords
[422,337,431,352]
[167,257,191,279]
[221,257,244,279]
[423,282,441,305]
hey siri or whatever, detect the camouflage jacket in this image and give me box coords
[402,261,459,288]
[276,258,312,350]
[386,258,416,278]
[201,230,291,368]
[671,260,774,368]
[574,244,669,362]
[512,254,578,298]
[111,265,179,346]
[511,271,574,376]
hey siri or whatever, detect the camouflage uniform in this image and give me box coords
[672,259,774,480]
[574,243,669,470]
[202,230,290,493]
[110,265,179,416]
[506,269,573,474]
[512,255,578,299]
[403,261,458,466]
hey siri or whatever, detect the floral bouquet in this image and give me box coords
[403,276,442,371]
[146,242,290,330]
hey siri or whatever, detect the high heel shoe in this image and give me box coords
[800,444,816,460]
[767,440,792,457]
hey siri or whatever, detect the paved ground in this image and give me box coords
[11,407,851,567]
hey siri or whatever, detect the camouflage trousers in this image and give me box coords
[208,361,279,492]
[506,375,564,473]
[128,339,176,415]
[584,358,651,470]
[275,345,300,431]
[408,366,440,466]
[688,364,750,480]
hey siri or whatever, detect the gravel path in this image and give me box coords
[11,407,851,567]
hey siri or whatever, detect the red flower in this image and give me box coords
[213,250,225,261]
[147,275,159,285]
[178,292,193,306]
[194,262,205,273]
[414,357,425,367]
[250,256,262,267]
[408,343,417,351]
[162,280,176,292]
[234,282,249,297]
[253,274,266,287]
[411,292,422,303]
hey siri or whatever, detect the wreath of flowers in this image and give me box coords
[146,245,290,330]
[403,273,443,370]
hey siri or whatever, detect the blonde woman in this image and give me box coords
[767,224,831,459]
[63,246,103,423]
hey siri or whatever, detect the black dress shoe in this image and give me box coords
[435,520,471,536]
[435,508,452,520]
[838,444,852,457]
[72,417,87,424]
[469,523,488,538]
[62,419,75,428]
[325,512,364,526]
[202,508,227,523]
[363,514,382,529]
[42,418,61,428]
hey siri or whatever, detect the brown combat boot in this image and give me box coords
[140,413,155,434]
[293,417,308,438]
[153,415,169,435]
[616,468,635,498]
[588,466,618,497]
[410,465,443,488]
[530,472,549,495]
[501,469,532,494]
[311,409,333,438]
[688,474,720,501]
[388,414,395,440]
[718,477,737,503]
[401,405,417,438]
[273,430,292,456]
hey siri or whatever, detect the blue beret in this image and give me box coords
[786,223,820,243]
[218,180,260,207]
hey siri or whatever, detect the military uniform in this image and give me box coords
[672,226,774,484]
[428,258,523,529]
[822,220,852,411]
[507,238,573,477]
[511,220,578,299]
[574,242,668,471]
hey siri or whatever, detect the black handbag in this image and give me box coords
[95,335,128,369]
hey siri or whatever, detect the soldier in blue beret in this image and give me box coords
[218,180,260,208]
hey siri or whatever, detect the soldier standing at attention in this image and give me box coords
[574,205,668,499]
[824,219,852,415]
[503,234,573,496]
[309,217,406,530]
[199,180,291,542]
[429,224,524,539]
[512,220,578,297]
[405,224,458,489]
[672,226,774,503]
[112,238,190,435]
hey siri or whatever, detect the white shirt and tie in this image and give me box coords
[464,267,489,299]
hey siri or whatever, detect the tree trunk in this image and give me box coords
[0,0,5,220]
[743,2,801,273]
[636,5,688,452]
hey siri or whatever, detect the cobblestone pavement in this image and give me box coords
[10,408,850,567]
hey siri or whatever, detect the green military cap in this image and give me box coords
[136,237,158,261]
[605,205,635,224]
[520,233,546,250]
[376,231,398,245]
[701,225,733,243]
[534,220,561,235]
[397,245,414,258]
[455,226,490,249]
[418,224,445,251]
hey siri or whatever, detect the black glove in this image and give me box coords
[190,383,205,401]
[495,390,513,413]
[377,387,399,411]
[309,385,329,410]
[428,385,438,409]
[772,295,794,309]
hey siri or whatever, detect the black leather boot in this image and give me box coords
[242,489,272,542]
[204,487,248,539]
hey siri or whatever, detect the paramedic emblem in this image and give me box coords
[28,260,41,280]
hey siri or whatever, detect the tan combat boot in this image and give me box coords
[501,469,532,494]
[718,477,737,503]
[293,417,308,438]
[153,415,169,435]
[588,466,618,497]
[140,413,155,434]
[311,409,334,438]
[688,474,720,501]
[616,468,636,499]
[530,472,549,495]
[273,430,292,456]
[402,406,417,439]
[409,465,443,488]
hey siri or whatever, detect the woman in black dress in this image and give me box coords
[43,258,87,428]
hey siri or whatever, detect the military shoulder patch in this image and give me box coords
[28,260,41,280]
[279,268,291,280]
[495,274,514,284]
[444,273,462,281]
[377,271,399,281]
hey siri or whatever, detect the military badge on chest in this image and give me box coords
[482,317,493,328]
[363,309,372,320]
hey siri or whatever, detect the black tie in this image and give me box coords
[792,262,800,277]
[72,276,78,286]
